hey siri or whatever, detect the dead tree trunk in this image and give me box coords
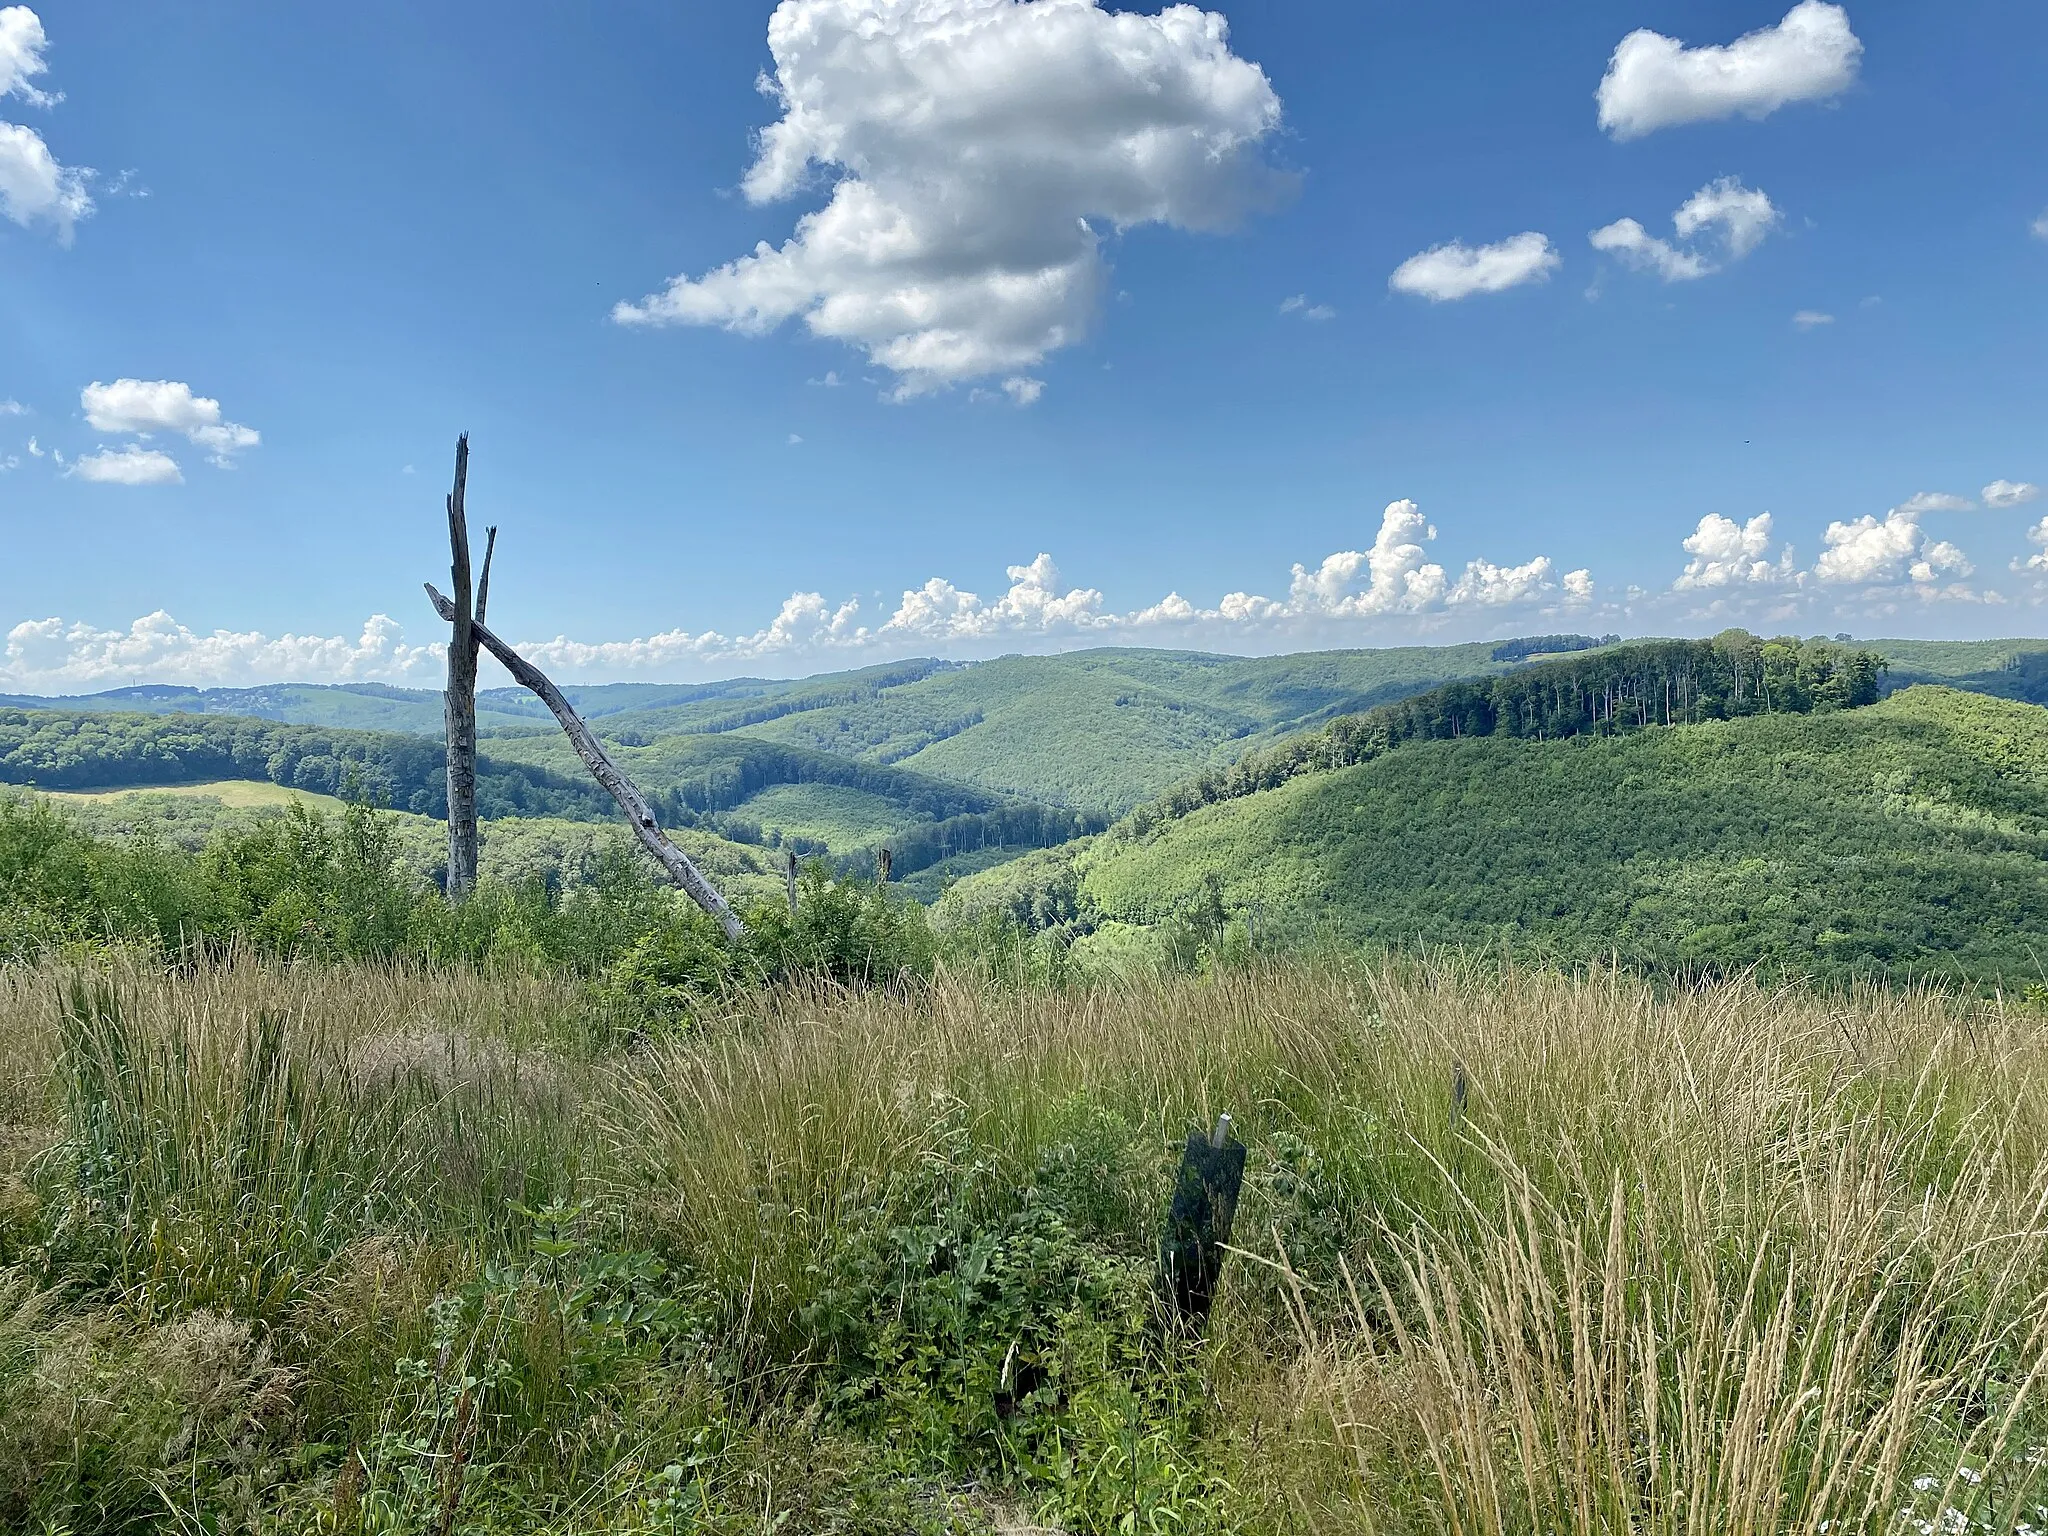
[442,436,479,900]
[424,584,747,940]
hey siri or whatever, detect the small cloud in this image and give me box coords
[1895,491,1975,515]
[1792,309,1834,329]
[1389,232,1560,302]
[1589,218,1709,281]
[80,378,259,467]
[0,398,24,415]
[401,464,416,475]
[1001,376,1044,407]
[786,432,804,445]
[1859,294,1882,308]
[1279,294,1337,322]
[1596,1,1863,140]
[1983,479,2041,510]
[1592,178,1780,283]
[70,444,183,485]
[807,370,843,387]
[2033,210,2048,242]
[0,453,16,472]
[25,435,43,457]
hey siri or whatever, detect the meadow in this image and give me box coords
[4,943,2048,1534]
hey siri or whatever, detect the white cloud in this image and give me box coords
[807,370,843,388]
[6,499,1583,686]
[613,0,1288,397]
[70,445,182,485]
[24,434,40,456]
[3,613,438,692]
[786,432,803,445]
[2023,518,2048,575]
[1596,0,1862,140]
[0,5,60,106]
[0,118,91,236]
[0,453,16,472]
[1001,376,1044,407]
[80,379,260,467]
[1592,178,1779,281]
[1389,232,1560,302]
[1676,513,1797,588]
[1450,556,1556,607]
[0,398,23,415]
[1279,293,1336,321]
[2032,210,2048,243]
[1894,491,1974,515]
[1792,309,1833,328]
[0,8,92,240]
[1674,177,1781,258]
[1588,218,1709,282]
[1815,507,1971,586]
[1983,479,2040,510]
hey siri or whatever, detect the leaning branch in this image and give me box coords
[425,583,746,939]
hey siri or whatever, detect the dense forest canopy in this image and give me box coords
[942,685,2048,987]
[0,707,612,820]
[1128,633,1886,832]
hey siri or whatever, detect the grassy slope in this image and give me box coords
[951,686,2048,983]
[39,778,353,811]
[4,957,2044,1531]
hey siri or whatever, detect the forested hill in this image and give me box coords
[0,707,611,820]
[0,705,1094,886]
[939,685,2048,986]
[1126,633,1885,831]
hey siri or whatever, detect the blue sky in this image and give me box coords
[2,0,2044,689]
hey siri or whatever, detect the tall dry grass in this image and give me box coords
[3,951,2046,1531]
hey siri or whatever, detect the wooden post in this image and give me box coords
[877,846,892,883]
[784,848,799,916]
[424,584,747,940]
[1159,1111,1245,1330]
[442,435,479,900]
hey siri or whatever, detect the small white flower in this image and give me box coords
[1956,1467,1983,1486]
[1915,1476,1941,1494]
[1939,1509,1969,1535]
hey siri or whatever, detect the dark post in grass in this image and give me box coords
[877,846,892,883]
[785,848,799,916]
[1160,1112,1245,1330]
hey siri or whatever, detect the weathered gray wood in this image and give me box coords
[442,436,480,901]
[424,583,747,940]
[475,525,498,627]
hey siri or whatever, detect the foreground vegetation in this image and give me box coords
[2,950,2046,1533]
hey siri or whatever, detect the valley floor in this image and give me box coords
[3,955,2046,1533]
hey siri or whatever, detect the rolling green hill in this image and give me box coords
[1871,636,2048,704]
[0,706,612,820]
[4,783,791,903]
[0,640,1586,821]
[941,683,2048,986]
[624,642,1544,817]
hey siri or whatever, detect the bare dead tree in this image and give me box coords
[442,436,480,900]
[424,584,746,939]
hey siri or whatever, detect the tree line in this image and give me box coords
[1120,633,1888,836]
